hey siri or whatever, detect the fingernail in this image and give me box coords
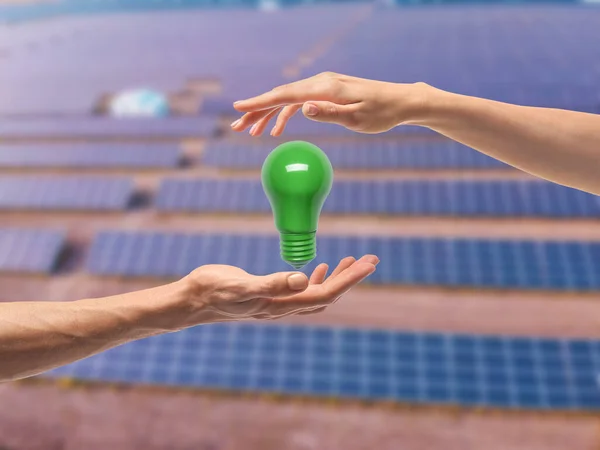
[231,119,240,128]
[287,273,308,291]
[249,124,257,135]
[270,126,277,136]
[305,103,318,116]
[234,101,241,105]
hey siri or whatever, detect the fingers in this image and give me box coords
[270,255,378,311]
[319,261,377,300]
[326,256,377,306]
[248,107,281,136]
[233,73,347,113]
[271,104,302,136]
[233,104,301,136]
[355,254,380,266]
[231,107,278,132]
[233,100,358,135]
[296,258,376,316]
[327,256,356,280]
[309,263,329,285]
[248,271,309,299]
[324,254,379,284]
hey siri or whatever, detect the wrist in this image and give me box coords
[158,276,237,330]
[400,82,451,128]
[145,278,223,332]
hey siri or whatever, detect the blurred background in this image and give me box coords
[2,0,600,449]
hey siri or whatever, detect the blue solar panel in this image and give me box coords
[201,140,504,170]
[0,144,181,169]
[0,228,65,273]
[0,117,216,138]
[45,323,600,412]
[87,231,600,291]
[0,177,134,211]
[156,179,599,218]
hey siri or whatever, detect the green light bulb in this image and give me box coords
[261,140,334,269]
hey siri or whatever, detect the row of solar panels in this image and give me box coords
[0,177,133,211]
[157,178,598,217]
[0,144,182,169]
[0,117,430,139]
[47,322,600,412]
[86,232,600,291]
[0,177,597,217]
[6,228,600,292]
[0,140,505,170]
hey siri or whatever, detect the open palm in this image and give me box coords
[185,255,378,323]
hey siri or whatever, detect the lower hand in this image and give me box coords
[231,72,429,136]
[176,255,378,327]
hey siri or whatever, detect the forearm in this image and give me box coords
[0,258,365,382]
[0,281,196,382]
[410,85,600,195]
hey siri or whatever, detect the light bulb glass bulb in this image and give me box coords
[261,141,333,269]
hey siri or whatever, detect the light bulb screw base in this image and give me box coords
[280,232,316,270]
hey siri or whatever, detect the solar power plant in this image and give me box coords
[3,3,600,446]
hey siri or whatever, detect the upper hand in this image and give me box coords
[231,72,428,136]
[177,255,378,326]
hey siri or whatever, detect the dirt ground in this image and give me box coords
[2,381,600,450]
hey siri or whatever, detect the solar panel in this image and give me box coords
[45,323,600,412]
[0,177,134,211]
[0,117,217,139]
[0,228,65,273]
[0,144,181,169]
[201,140,505,170]
[87,231,600,291]
[156,179,599,218]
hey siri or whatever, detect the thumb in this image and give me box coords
[248,272,309,298]
[302,101,356,127]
